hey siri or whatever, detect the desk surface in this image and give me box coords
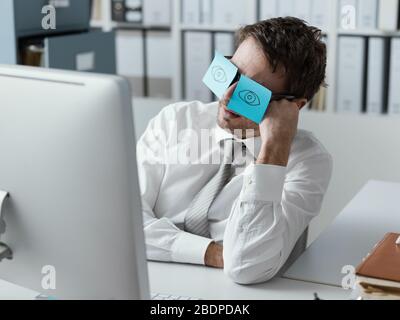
[284,180,400,286]
[148,262,350,300]
[0,279,38,300]
[0,261,350,300]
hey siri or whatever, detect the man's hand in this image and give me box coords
[256,99,300,167]
[204,242,224,268]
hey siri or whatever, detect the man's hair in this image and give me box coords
[237,17,327,101]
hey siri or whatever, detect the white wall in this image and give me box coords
[299,112,400,244]
[132,98,173,139]
[132,98,400,245]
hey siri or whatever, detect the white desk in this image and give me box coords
[148,262,350,300]
[0,279,39,300]
[284,180,400,286]
[0,261,349,300]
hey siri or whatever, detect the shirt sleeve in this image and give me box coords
[223,152,333,284]
[137,106,213,265]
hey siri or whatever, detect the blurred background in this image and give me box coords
[1,0,400,244]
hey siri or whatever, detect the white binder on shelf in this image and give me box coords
[200,0,213,25]
[143,0,171,27]
[259,0,279,20]
[378,0,400,31]
[182,0,201,25]
[311,0,330,31]
[358,0,378,30]
[338,0,357,29]
[145,31,173,99]
[184,32,213,102]
[115,30,144,97]
[212,0,256,27]
[366,37,387,114]
[91,0,103,21]
[294,0,312,23]
[214,32,235,57]
[336,36,366,113]
[388,38,400,115]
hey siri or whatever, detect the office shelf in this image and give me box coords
[338,29,400,37]
[180,25,240,32]
[92,0,400,116]
[0,0,115,75]
[90,20,104,28]
[115,22,170,31]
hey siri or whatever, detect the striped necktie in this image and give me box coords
[184,139,237,238]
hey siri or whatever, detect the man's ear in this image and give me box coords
[294,98,308,109]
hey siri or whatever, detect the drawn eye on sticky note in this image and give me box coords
[238,90,261,106]
[228,75,272,124]
[212,66,228,83]
[203,52,238,98]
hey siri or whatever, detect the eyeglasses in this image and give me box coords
[224,56,297,102]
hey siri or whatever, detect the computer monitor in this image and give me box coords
[0,65,149,299]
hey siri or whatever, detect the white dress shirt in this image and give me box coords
[137,100,333,284]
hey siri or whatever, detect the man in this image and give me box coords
[137,17,332,284]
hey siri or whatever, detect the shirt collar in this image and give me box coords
[214,124,262,159]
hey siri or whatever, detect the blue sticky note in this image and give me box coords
[227,75,272,124]
[202,52,238,98]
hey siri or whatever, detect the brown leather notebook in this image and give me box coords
[356,233,400,283]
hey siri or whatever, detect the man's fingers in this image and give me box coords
[220,82,238,106]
